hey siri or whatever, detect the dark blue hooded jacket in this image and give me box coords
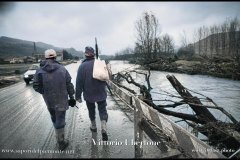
[33,59,75,111]
[75,58,107,103]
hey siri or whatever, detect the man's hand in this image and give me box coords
[68,98,76,107]
[76,98,82,103]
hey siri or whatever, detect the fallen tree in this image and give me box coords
[111,70,240,157]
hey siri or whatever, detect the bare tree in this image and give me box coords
[155,37,163,57]
[236,19,240,75]
[209,26,215,58]
[135,11,161,63]
[228,17,238,58]
[153,38,158,58]
[197,27,203,56]
[151,13,161,59]
[220,18,229,56]
[187,16,239,62]
[202,25,209,57]
[180,30,188,48]
[134,42,142,55]
[213,25,220,55]
[192,29,198,56]
[236,18,240,60]
[161,34,175,55]
[229,17,240,76]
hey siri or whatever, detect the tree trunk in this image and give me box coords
[166,75,217,123]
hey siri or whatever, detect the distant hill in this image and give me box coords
[0,36,84,58]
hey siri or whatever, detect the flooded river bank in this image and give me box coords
[110,60,240,129]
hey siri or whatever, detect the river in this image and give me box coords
[109,60,240,134]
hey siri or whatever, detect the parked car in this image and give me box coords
[23,64,40,84]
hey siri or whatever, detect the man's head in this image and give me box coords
[45,49,57,59]
[85,46,95,57]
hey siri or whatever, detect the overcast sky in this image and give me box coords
[0,2,240,55]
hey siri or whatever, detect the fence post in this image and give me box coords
[134,98,143,158]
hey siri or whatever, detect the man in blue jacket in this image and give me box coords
[75,46,108,141]
[33,49,75,150]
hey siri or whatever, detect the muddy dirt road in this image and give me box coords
[0,62,162,158]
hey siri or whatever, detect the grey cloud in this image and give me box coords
[0,2,240,55]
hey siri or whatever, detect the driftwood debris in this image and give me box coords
[112,70,240,157]
[166,75,217,123]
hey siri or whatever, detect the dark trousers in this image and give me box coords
[47,108,66,129]
[86,100,108,122]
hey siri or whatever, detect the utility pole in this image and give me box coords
[33,42,36,57]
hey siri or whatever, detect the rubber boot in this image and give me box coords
[101,120,108,141]
[90,120,97,132]
[55,128,69,151]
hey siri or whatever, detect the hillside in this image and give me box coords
[0,36,84,58]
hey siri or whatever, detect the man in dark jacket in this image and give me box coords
[75,46,108,141]
[33,49,75,150]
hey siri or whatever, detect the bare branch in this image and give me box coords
[112,81,136,94]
